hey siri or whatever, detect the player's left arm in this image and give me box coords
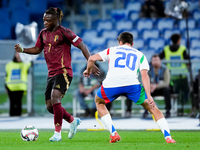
[141,69,155,109]
[77,42,100,76]
[83,54,103,77]
[62,28,100,75]
[141,70,151,97]
[77,41,90,60]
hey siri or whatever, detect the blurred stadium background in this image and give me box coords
[0,0,200,117]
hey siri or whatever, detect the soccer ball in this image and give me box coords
[20,125,39,141]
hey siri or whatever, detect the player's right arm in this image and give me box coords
[15,44,42,54]
[15,29,44,54]
[77,42,100,76]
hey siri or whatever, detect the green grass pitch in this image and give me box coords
[0,130,200,150]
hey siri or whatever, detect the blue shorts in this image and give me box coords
[96,84,147,105]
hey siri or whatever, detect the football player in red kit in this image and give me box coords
[15,7,100,141]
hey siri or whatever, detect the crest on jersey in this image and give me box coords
[54,35,59,42]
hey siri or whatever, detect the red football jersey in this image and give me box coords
[35,25,82,77]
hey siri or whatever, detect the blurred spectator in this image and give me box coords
[140,0,165,18]
[5,52,31,116]
[125,98,133,118]
[143,54,171,118]
[74,63,105,117]
[65,0,83,15]
[191,74,200,118]
[159,33,190,114]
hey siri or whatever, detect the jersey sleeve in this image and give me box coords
[35,30,44,49]
[98,48,110,62]
[62,28,82,47]
[139,54,149,71]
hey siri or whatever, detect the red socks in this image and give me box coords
[53,103,63,133]
[52,103,74,132]
[62,106,74,123]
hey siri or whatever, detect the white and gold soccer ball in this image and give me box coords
[20,125,39,141]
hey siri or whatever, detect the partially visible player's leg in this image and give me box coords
[141,100,164,120]
[141,100,176,143]
[46,99,74,122]
[47,74,81,140]
[46,96,80,141]
[46,100,54,114]
[49,89,63,141]
[95,95,121,143]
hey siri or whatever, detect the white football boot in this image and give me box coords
[49,131,62,142]
[68,117,81,139]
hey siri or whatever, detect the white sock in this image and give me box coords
[55,131,61,135]
[101,114,116,136]
[156,118,172,140]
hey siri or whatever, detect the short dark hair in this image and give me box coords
[171,33,181,44]
[117,32,133,45]
[45,7,64,23]
[152,54,159,58]
[151,54,160,61]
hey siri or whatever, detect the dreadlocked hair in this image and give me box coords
[45,7,64,24]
